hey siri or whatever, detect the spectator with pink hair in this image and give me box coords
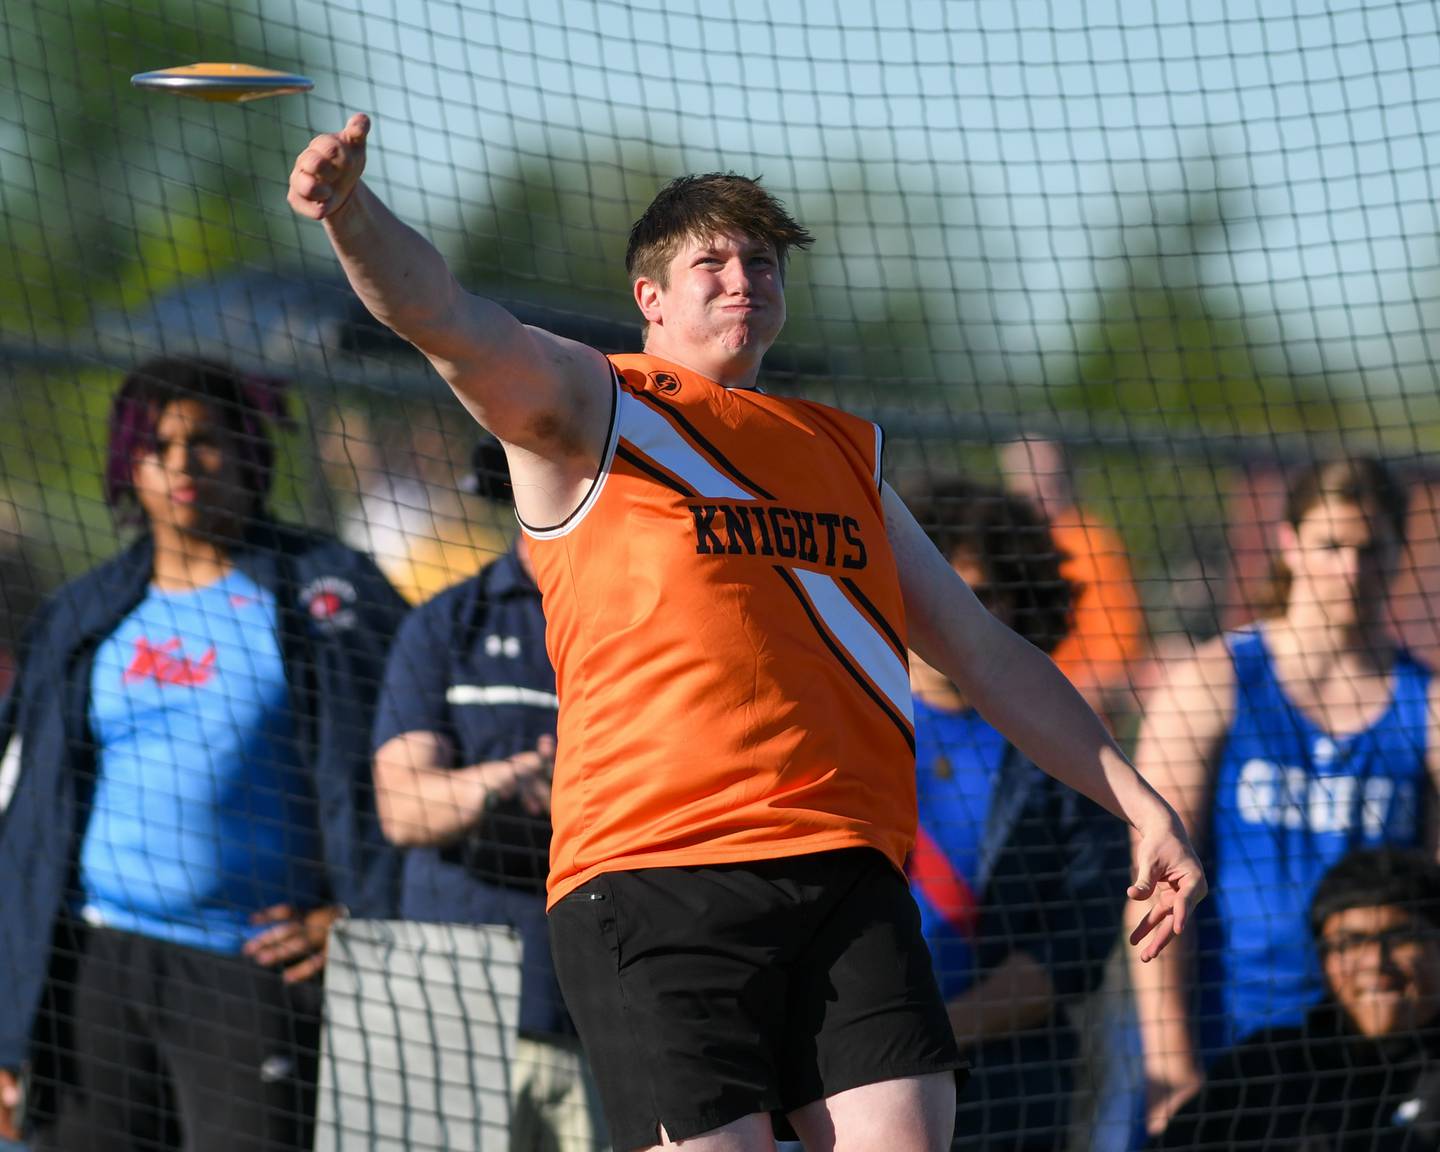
[0,356,404,1150]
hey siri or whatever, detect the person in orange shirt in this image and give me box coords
[286,114,1204,1152]
[1000,438,1148,725]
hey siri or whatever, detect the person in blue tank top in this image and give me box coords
[905,478,1129,1151]
[0,358,405,1151]
[1130,456,1440,1142]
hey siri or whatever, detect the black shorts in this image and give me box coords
[29,924,322,1152]
[549,847,965,1151]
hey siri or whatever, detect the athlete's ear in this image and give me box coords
[1276,520,1300,565]
[634,276,664,327]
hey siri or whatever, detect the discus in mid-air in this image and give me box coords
[130,62,314,103]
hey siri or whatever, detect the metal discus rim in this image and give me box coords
[130,65,315,102]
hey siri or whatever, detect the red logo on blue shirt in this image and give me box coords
[123,637,217,687]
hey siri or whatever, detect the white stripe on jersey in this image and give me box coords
[617,390,754,501]
[793,568,913,723]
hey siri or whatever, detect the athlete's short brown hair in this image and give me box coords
[625,173,815,287]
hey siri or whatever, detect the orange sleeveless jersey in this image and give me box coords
[525,354,917,906]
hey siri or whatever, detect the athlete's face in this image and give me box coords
[132,399,251,539]
[635,231,785,375]
[1279,497,1401,627]
[1320,904,1440,1037]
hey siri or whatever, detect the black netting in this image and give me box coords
[3,3,1440,1150]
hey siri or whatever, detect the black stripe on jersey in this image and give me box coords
[633,389,777,502]
[773,565,916,754]
[839,576,906,661]
[615,444,699,498]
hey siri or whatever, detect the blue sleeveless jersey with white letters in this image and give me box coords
[1199,626,1430,1052]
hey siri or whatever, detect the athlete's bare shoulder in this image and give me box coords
[1145,630,1239,736]
[496,336,617,529]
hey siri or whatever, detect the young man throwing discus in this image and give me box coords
[288,114,1205,1152]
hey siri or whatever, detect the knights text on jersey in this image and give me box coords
[525,354,915,905]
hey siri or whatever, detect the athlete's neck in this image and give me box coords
[1264,613,1395,680]
[640,339,764,390]
[149,523,237,592]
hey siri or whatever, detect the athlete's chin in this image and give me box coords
[716,323,780,356]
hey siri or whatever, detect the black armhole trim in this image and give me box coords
[516,366,622,536]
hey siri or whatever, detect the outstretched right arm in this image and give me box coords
[289,114,613,525]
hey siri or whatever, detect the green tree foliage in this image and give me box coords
[1052,166,1342,437]
[0,0,301,331]
[454,140,1002,412]
[457,143,665,323]
[1040,163,1347,621]
[0,1,312,594]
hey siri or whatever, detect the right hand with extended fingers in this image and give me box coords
[288,113,370,221]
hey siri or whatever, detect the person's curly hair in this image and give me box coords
[904,475,1075,654]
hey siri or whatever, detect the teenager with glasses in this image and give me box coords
[1150,847,1440,1150]
[1130,457,1440,1137]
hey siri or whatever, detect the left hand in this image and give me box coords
[244,903,345,984]
[1127,814,1208,962]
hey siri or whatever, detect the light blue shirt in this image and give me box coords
[81,570,324,953]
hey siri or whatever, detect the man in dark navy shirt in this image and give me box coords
[372,438,606,1152]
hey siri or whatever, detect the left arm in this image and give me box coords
[312,546,408,918]
[884,484,1205,956]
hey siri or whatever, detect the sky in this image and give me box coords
[268,0,1440,390]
